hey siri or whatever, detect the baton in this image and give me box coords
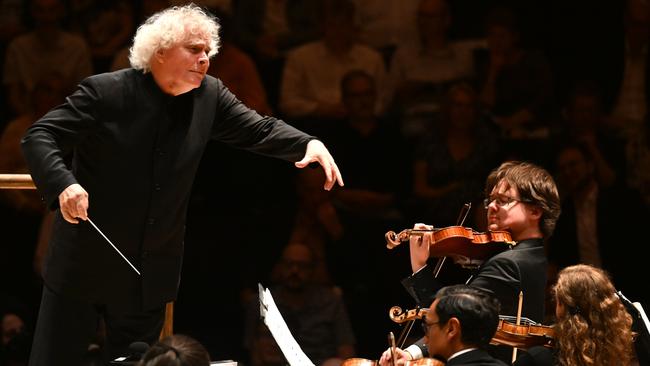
[88,218,141,275]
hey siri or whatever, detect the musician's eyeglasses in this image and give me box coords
[483,195,528,209]
[421,319,442,335]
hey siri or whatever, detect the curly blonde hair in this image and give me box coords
[553,264,634,366]
[129,3,220,72]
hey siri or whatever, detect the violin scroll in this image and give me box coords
[385,229,414,249]
[389,306,428,324]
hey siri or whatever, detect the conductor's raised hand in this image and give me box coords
[58,183,89,224]
[295,139,344,191]
[410,223,433,273]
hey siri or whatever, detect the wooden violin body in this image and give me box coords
[385,226,515,268]
[490,318,555,349]
[341,358,445,366]
[406,358,445,366]
[341,358,377,366]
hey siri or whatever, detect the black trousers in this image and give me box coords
[28,285,165,366]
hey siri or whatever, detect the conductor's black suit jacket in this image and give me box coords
[22,69,314,311]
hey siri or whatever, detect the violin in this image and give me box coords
[341,357,445,366]
[389,307,554,350]
[385,226,515,268]
[342,313,446,366]
[341,358,377,365]
[406,359,445,366]
[490,317,555,349]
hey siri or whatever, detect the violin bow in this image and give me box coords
[389,331,397,366]
[396,318,414,349]
[395,306,422,349]
[432,203,472,278]
[512,291,524,363]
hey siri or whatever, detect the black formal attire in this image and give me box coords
[22,69,315,365]
[402,238,548,360]
[512,346,554,366]
[548,186,649,307]
[446,349,509,366]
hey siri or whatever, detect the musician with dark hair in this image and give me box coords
[139,334,210,366]
[423,285,507,365]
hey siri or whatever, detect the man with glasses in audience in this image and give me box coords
[380,161,560,365]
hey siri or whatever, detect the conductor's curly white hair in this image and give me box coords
[129,4,221,72]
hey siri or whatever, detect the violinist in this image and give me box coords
[514,264,635,366]
[381,161,561,364]
[400,284,507,366]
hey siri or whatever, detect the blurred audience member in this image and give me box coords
[549,142,648,307]
[0,297,31,366]
[625,115,650,206]
[411,82,499,227]
[351,0,420,59]
[289,168,342,286]
[279,0,386,126]
[0,74,68,316]
[67,0,134,73]
[244,242,356,366]
[233,0,323,107]
[2,0,92,115]
[207,8,272,115]
[324,70,408,221]
[0,73,69,214]
[0,0,26,44]
[387,0,484,141]
[555,82,627,188]
[606,0,650,139]
[476,7,555,140]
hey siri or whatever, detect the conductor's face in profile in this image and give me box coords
[151,35,212,95]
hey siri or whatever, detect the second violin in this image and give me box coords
[490,316,554,349]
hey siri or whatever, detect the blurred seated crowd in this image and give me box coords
[1,0,649,364]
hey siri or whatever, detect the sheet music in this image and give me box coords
[634,302,650,335]
[259,285,315,366]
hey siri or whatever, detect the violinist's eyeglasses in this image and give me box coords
[421,319,442,335]
[483,195,528,209]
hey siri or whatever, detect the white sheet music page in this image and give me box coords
[260,287,315,366]
[633,302,650,334]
